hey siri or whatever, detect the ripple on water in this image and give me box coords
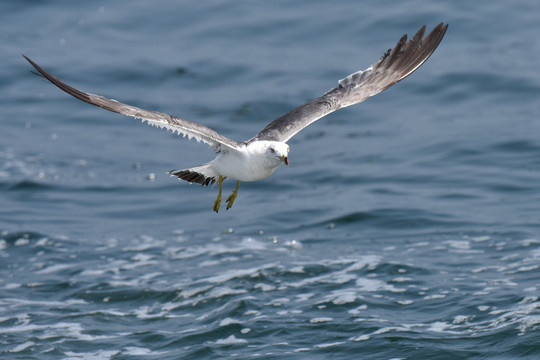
[1,227,540,358]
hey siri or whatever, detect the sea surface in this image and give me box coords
[2,1,540,359]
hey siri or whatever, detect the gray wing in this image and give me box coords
[252,23,448,143]
[23,55,242,152]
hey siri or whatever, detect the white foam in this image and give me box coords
[254,283,276,291]
[296,293,315,301]
[348,305,368,315]
[328,290,357,305]
[208,286,248,299]
[15,238,30,246]
[214,335,248,345]
[473,291,490,296]
[350,334,370,341]
[243,310,260,316]
[179,285,212,299]
[344,255,381,271]
[520,239,540,246]
[4,283,21,289]
[123,238,165,252]
[424,294,446,300]
[289,266,305,273]
[34,237,50,246]
[472,236,491,242]
[373,326,413,335]
[517,315,540,334]
[63,350,120,359]
[519,296,538,304]
[427,321,450,332]
[9,341,34,353]
[356,278,404,293]
[310,317,333,323]
[397,300,413,305]
[220,317,241,327]
[515,265,540,273]
[2,321,112,342]
[283,239,302,249]
[134,306,168,320]
[314,341,346,348]
[285,269,357,289]
[471,267,488,274]
[80,268,107,276]
[35,263,72,274]
[453,315,472,324]
[2,298,87,308]
[443,240,471,250]
[206,266,263,283]
[108,279,140,287]
[123,347,154,355]
[267,297,290,306]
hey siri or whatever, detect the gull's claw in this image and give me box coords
[213,194,222,213]
[213,176,225,213]
[226,192,237,210]
[226,180,240,210]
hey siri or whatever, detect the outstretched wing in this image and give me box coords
[252,23,448,143]
[23,55,242,152]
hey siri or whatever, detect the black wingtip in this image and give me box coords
[441,22,449,35]
[22,54,37,68]
[22,54,47,77]
[22,55,46,79]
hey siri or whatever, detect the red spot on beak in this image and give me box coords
[284,157,289,166]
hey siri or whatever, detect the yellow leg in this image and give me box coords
[226,180,240,210]
[213,176,224,213]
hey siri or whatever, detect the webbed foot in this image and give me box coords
[226,180,240,210]
[213,176,225,213]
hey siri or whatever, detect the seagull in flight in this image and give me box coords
[24,23,447,212]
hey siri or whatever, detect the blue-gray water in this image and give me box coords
[2,1,540,359]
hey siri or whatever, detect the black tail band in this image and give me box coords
[168,169,216,186]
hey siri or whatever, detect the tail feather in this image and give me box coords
[168,163,218,186]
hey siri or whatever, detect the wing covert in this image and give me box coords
[252,23,447,143]
[23,55,242,152]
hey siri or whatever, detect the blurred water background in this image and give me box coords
[2,1,540,359]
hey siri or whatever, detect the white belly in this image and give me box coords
[212,151,280,182]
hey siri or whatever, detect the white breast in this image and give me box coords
[211,143,283,182]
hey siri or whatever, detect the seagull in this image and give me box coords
[24,23,447,212]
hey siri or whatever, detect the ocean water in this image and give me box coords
[2,0,540,359]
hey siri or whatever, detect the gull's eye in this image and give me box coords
[269,148,275,153]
